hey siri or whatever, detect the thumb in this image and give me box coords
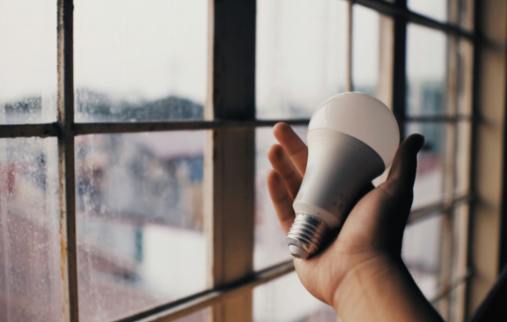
[382,134,425,199]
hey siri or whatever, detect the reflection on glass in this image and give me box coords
[0,1,57,124]
[75,0,208,122]
[407,24,448,116]
[254,273,336,322]
[0,138,63,321]
[406,123,445,207]
[76,131,208,321]
[256,0,347,119]
[255,127,307,270]
[403,215,442,299]
[353,5,392,104]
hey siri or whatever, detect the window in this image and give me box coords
[0,0,478,321]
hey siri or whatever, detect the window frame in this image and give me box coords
[0,0,484,321]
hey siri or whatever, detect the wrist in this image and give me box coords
[332,254,405,310]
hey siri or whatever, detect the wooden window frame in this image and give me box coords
[1,0,493,321]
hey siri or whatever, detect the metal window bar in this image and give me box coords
[57,0,79,321]
[0,116,473,139]
[430,271,472,305]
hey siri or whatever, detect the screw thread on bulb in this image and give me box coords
[287,214,329,259]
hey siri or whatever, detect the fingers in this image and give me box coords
[383,134,425,198]
[267,170,296,233]
[273,122,308,175]
[268,144,302,198]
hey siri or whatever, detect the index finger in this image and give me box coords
[273,122,308,175]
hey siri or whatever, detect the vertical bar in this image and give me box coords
[345,0,353,92]
[437,2,460,318]
[392,0,407,138]
[57,0,79,321]
[209,0,256,321]
[467,0,507,316]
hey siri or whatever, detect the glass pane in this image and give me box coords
[76,131,208,321]
[254,273,336,322]
[406,123,446,207]
[75,0,208,122]
[403,215,442,299]
[256,0,347,119]
[407,25,448,116]
[353,6,392,105]
[0,138,63,321]
[409,0,474,30]
[255,126,307,270]
[408,0,447,22]
[0,1,57,124]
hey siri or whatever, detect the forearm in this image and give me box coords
[333,256,444,322]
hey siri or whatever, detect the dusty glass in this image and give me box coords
[76,131,208,321]
[0,138,62,322]
[74,0,208,122]
[256,0,347,119]
[407,24,448,116]
[0,1,57,124]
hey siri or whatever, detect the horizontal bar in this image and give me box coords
[353,0,476,41]
[0,119,309,138]
[0,114,474,138]
[74,119,309,135]
[405,115,472,123]
[408,194,471,225]
[115,260,295,322]
[430,271,471,304]
[0,123,58,138]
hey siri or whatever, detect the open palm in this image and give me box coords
[267,122,424,306]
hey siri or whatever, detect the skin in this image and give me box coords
[267,122,444,322]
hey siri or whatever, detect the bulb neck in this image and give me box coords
[287,214,329,259]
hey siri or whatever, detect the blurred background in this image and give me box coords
[0,0,505,322]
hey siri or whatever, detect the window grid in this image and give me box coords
[0,0,480,321]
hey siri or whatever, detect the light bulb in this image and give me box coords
[287,92,400,259]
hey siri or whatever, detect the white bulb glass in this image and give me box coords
[287,92,400,258]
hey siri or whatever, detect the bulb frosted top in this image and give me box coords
[309,92,400,167]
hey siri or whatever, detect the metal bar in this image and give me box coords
[114,261,295,322]
[0,123,59,138]
[353,0,476,41]
[407,194,471,225]
[72,119,309,135]
[500,5,507,272]
[391,0,407,139]
[0,115,475,138]
[345,0,353,91]
[210,1,257,321]
[405,114,472,123]
[0,115,474,138]
[57,0,79,321]
[430,272,471,304]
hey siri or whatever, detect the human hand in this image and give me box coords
[267,122,424,307]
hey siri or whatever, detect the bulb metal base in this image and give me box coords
[287,214,329,259]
